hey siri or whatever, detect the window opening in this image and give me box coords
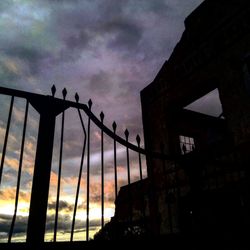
[179,135,195,154]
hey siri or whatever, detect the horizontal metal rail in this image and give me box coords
[0,86,171,159]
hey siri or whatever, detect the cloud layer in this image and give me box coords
[0,0,203,136]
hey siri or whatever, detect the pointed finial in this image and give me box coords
[100,111,104,122]
[75,92,79,103]
[124,129,129,140]
[51,85,56,97]
[62,88,67,99]
[112,121,117,132]
[88,99,92,109]
[136,135,141,146]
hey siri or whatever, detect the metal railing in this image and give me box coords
[0,86,158,245]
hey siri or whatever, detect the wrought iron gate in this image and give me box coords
[0,86,159,245]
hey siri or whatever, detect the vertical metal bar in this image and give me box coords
[125,130,130,185]
[136,136,147,232]
[126,149,130,185]
[112,122,118,200]
[100,112,104,229]
[86,115,90,241]
[124,129,132,224]
[8,100,29,243]
[86,99,92,241]
[70,108,86,241]
[54,110,65,242]
[0,96,14,185]
[114,141,118,198]
[101,129,104,228]
[27,110,57,244]
[138,152,142,180]
[136,135,143,180]
[27,93,69,245]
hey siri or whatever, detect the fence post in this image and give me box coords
[26,95,68,245]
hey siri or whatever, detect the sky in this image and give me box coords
[0,0,207,242]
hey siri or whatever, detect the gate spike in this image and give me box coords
[112,121,117,132]
[136,134,141,145]
[62,88,67,99]
[100,111,104,122]
[88,99,92,110]
[75,92,79,103]
[51,85,56,97]
[124,129,129,140]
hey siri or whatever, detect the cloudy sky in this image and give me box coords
[0,0,206,242]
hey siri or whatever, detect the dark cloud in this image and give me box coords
[87,71,113,95]
[3,47,47,75]
[47,200,74,212]
[45,214,71,232]
[0,213,100,240]
[103,19,143,51]
[0,214,28,237]
[4,47,44,64]
[142,0,170,13]
[90,192,115,204]
[64,30,90,51]
[0,61,19,89]
[45,214,100,232]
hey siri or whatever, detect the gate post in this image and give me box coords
[26,96,68,245]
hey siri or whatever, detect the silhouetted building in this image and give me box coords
[96,0,250,245]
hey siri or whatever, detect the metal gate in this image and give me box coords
[0,86,159,245]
